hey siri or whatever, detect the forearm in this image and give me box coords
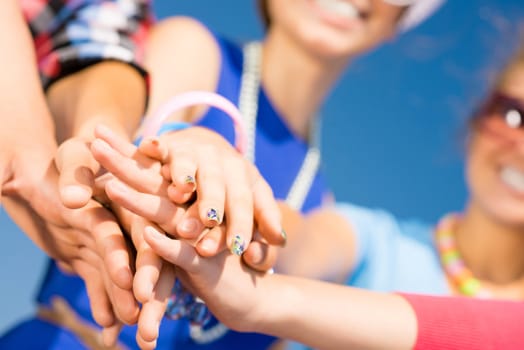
[0,0,56,154]
[47,61,146,142]
[257,274,417,350]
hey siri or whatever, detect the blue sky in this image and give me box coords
[1,0,523,336]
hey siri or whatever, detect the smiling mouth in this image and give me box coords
[312,0,367,21]
[500,166,524,193]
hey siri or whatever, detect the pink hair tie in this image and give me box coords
[141,91,248,155]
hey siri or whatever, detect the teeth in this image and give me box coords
[315,0,359,19]
[501,167,524,193]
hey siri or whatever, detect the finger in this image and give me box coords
[166,145,197,193]
[73,258,116,328]
[223,157,253,256]
[242,240,278,273]
[136,335,157,350]
[56,138,99,209]
[105,273,139,325]
[167,184,195,204]
[196,145,225,227]
[101,322,123,348]
[137,264,175,345]
[91,138,167,196]
[175,202,207,240]
[250,164,286,246]
[92,172,113,203]
[92,242,138,326]
[195,225,227,257]
[144,226,200,272]
[77,244,138,325]
[138,137,168,162]
[95,124,138,158]
[131,218,163,303]
[70,203,134,290]
[161,163,171,180]
[105,179,186,235]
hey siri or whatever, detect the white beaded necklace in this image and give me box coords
[190,41,322,344]
[239,41,321,211]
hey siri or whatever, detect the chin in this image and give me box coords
[299,29,372,60]
[485,201,524,229]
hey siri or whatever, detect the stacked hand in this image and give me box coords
[0,135,139,338]
[89,125,285,348]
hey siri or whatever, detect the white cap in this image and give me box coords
[383,0,446,31]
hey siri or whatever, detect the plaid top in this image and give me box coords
[21,0,154,88]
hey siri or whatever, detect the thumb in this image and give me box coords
[55,138,100,208]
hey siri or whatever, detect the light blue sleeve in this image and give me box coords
[334,202,446,293]
[335,202,400,281]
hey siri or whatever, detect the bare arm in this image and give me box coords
[143,229,417,350]
[144,17,221,118]
[48,61,146,144]
[0,0,57,176]
[146,222,524,349]
[0,0,58,248]
[257,274,417,350]
[0,0,145,333]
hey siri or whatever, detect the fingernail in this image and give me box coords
[179,218,199,235]
[62,185,91,201]
[230,235,246,256]
[206,208,221,224]
[184,175,195,186]
[199,237,217,252]
[150,137,160,146]
[280,229,287,247]
[145,281,154,299]
[250,248,264,265]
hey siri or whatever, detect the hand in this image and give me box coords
[1,146,138,328]
[143,225,268,333]
[91,124,281,346]
[55,136,101,209]
[100,213,177,350]
[92,124,286,255]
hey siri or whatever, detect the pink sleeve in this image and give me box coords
[401,293,524,349]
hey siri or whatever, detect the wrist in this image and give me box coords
[134,121,191,145]
[252,274,299,336]
[48,62,146,143]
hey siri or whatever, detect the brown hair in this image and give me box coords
[470,40,524,129]
[257,0,271,29]
[493,43,524,90]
